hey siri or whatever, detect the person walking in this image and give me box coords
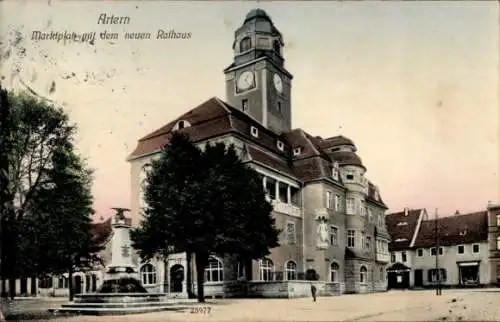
[310,284,317,302]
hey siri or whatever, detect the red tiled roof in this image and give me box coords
[412,211,487,248]
[386,209,423,251]
[90,218,113,246]
[89,217,133,247]
[128,96,386,203]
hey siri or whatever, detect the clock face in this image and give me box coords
[273,74,283,93]
[237,71,255,91]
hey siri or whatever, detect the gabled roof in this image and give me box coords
[128,96,387,205]
[386,209,423,251]
[412,211,487,248]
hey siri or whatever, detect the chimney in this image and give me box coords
[404,207,409,216]
[454,210,460,215]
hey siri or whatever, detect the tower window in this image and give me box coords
[250,126,259,138]
[242,99,248,112]
[240,37,252,52]
[277,102,282,113]
[273,40,280,53]
[276,140,284,151]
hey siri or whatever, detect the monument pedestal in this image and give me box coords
[97,217,146,293]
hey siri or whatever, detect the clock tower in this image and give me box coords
[223,9,293,134]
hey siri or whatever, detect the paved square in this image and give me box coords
[36,289,499,321]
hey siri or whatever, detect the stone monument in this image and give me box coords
[98,207,147,293]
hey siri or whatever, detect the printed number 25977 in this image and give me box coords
[191,306,211,314]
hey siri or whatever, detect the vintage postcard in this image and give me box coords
[0,1,498,321]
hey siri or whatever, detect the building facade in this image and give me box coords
[386,208,491,289]
[487,203,500,285]
[127,8,390,298]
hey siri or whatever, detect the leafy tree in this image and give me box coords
[131,132,280,302]
[0,88,98,300]
[24,142,101,301]
[0,86,14,298]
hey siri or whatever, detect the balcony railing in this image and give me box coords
[270,199,301,218]
[376,252,390,262]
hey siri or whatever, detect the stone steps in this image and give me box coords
[60,301,179,309]
[50,304,187,316]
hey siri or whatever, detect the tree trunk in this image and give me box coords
[186,252,194,299]
[68,266,74,301]
[194,252,208,303]
[8,277,14,300]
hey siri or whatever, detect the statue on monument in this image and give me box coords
[111,207,130,224]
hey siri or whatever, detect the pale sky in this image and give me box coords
[0,1,498,219]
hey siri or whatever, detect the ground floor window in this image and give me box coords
[285,261,297,280]
[141,264,156,285]
[205,256,224,282]
[57,276,69,289]
[428,268,447,282]
[380,267,385,281]
[360,266,367,284]
[260,259,274,281]
[459,264,479,285]
[38,276,52,289]
[330,263,339,282]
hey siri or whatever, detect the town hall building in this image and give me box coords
[126,9,390,298]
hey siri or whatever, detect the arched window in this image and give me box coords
[141,264,156,285]
[259,258,274,281]
[285,261,297,281]
[240,37,252,52]
[380,267,385,281]
[205,256,223,282]
[360,266,367,284]
[330,262,339,282]
[273,40,280,53]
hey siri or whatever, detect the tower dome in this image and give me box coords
[231,8,284,68]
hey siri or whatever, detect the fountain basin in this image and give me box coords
[49,294,197,316]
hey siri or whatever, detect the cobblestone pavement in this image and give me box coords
[5,289,500,321]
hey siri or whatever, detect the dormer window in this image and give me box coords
[273,40,280,53]
[276,140,284,151]
[293,147,302,156]
[242,99,248,112]
[173,120,191,131]
[250,126,259,138]
[240,37,252,52]
[332,168,339,180]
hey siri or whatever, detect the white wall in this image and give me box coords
[412,242,489,285]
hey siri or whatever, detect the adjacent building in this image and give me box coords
[127,8,390,298]
[386,208,491,289]
[487,203,500,285]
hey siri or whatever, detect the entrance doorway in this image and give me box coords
[459,264,479,285]
[305,269,319,281]
[170,264,184,293]
[73,275,82,295]
[20,278,28,295]
[414,269,423,287]
[91,274,97,292]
